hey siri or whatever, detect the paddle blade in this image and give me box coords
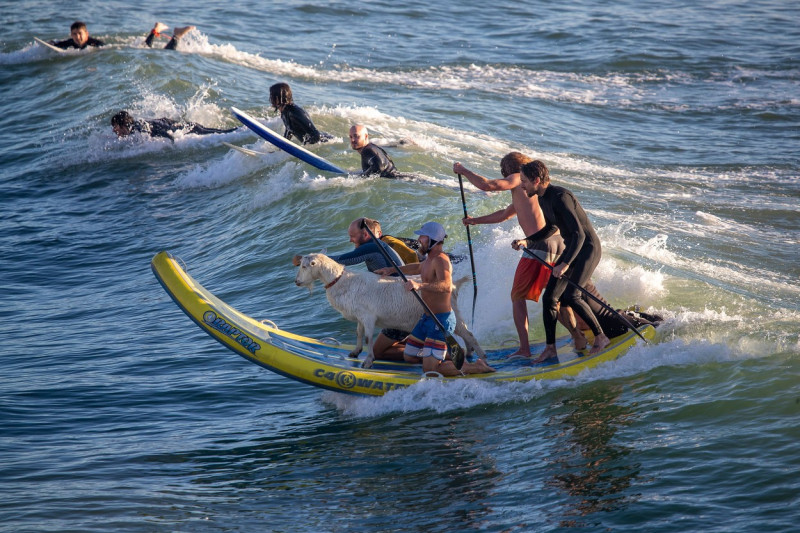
[448,337,465,370]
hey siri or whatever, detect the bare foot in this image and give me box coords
[173,25,196,39]
[153,22,169,34]
[589,334,610,354]
[509,348,532,357]
[571,330,588,351]
[462,359,495,374]
[532,344,558,363]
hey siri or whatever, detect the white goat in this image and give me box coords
[294,253,485,368]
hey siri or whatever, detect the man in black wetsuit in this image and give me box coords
[51,21,104,50]
[269,83,330,145]
[349,124,399,178]
[111,111,237,141]
[511,160,610,362]
[144,22,195,50]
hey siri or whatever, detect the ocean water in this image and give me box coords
[1,0,799,531]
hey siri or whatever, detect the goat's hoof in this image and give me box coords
[348,351,361,358]
[361,356,375,369]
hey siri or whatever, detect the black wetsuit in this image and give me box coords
[280,104,330,145]
[574,282,661,338]
[52,37,104,50]
[359,143,398,178]
[524,184,604,345]
[145,31,179,50]
[133,118,237,140]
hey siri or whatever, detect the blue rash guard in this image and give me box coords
[329,238,405,272]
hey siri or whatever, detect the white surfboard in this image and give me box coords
[34,37,67,53]
[222,142,273,157]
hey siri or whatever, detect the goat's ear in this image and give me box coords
[292,254,302,267]
[318,248,327,255]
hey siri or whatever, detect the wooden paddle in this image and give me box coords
[360,220,466,369]
[522,246,650,344]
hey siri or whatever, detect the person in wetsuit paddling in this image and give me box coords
[51,21,104,50]
[349,124,399,178]
[144,22,195,50]
[111,111,237,140]
[511,160,610,362]
[269,83,331,145]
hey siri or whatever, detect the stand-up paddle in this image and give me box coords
[522,246,650,345]
[457,173,478,327]
[360,220,466,370]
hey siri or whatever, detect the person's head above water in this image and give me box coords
[349,124,369,151]
[69,21,90,47]
[269,83,294,111]
[111,110,135,137]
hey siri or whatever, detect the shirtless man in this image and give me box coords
[51,21,104,50]
[511,160,610,361]
[455,153,564,357]
[349,124,398,178]
[378,222,493,376]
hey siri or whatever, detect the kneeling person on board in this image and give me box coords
[51,21,104,50]
[377,222,493,376]
[349,124,399,179]
[111,111,238,140]
[269,83,332,145]
[511,160,610,363]
[145,22,196,50]
[557,281,663,350]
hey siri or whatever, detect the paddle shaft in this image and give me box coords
[360,221,466,368]
[522,246,649,344]
[457,173,478,326]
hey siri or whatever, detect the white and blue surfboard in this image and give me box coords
[230,107,345,174]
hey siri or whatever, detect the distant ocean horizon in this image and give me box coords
[2,1,798,531]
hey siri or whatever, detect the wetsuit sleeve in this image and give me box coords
[330,241,404,272]
[52,39,75,49]
[550,189,586,267]
[524,224,558,247]
[360,144,397,177]
[87,37,105,47]
[145,31,156,47]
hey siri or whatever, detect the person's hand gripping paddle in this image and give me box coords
[360,220,466,370]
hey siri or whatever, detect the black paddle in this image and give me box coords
[361,220,466,370]
[457,173,478,327]
[521,246,650,345]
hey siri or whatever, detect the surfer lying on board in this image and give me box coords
[456,153,565,357]
[512,160,610,362]
[145,22,196,50]
[269,83,332,145]
[349,124,399,178]
[558,281,662,350]
[376,222,494,376]
[111,111,238,140]
[50,21,104,50]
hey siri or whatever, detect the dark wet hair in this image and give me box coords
[500,152,533,178]
[71,21,87,32]
[520,160,550,185]
[111,110,134,128]
[269,83,294,109]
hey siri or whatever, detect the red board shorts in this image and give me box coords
[511,235,564,302]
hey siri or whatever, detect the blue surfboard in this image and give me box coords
[231,107,345,174]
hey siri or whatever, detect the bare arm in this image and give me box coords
[463,203,517,225]
[453,162,517,192]
[375,262,421,276]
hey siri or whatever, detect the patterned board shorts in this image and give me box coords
[403,311,456,361]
